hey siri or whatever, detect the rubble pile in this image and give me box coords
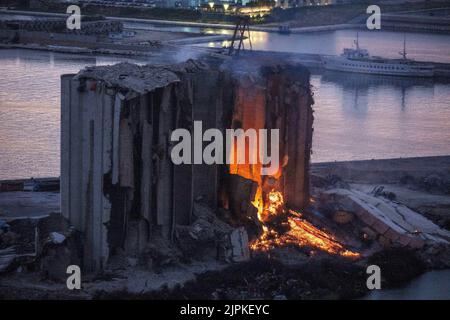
[96,257,369,300]
[0,213,80,279]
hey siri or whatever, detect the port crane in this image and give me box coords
[228,15,252,55]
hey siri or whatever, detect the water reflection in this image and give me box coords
[320,71,436,112]
[198,29,450,64]
[0,49,144,180]
[311,70,450,163]
[321,71,436,90]
[0,49,450,179]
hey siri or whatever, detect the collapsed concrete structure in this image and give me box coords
[61,58,314,272]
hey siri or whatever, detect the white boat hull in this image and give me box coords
[323,56,434,77]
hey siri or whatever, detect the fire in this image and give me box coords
[250,189,360,258]
[225,86,358,258]
[267,191,284,216]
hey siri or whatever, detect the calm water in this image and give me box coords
[0,50,146,180]
[364,270,450,300]
[311,72,450,162]
[126,23,450,64]
[4,13,450,63]
[1,29,450,179]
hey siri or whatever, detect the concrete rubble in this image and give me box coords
[311,157,450,268]
[320,188,450,249]
[0,213,79,277]
[174,202,249,263]
[60,57,314,273]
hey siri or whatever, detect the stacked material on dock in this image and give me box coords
[0,17,123,35]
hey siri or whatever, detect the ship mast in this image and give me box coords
[355,32,359,50]
[400,34,407,59]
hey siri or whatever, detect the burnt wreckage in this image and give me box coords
[61,57,314,271]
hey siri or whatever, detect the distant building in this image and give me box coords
[275,0,356,8]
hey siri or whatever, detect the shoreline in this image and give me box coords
[1,154,449,191]
[3,8,450,35]
[1,8,358,34]
[1,154,450,183]
[2,45,450,79]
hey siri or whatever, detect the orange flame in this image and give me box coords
[250,189,360,258]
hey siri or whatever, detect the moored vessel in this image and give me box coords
[323,34,434,77]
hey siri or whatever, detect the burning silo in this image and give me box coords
[60,57,314,272]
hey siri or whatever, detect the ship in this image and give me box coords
[322,34,434,77]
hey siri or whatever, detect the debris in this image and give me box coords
[0,231,20,249]
[142,237,183,270]
[175,202,249,263]
[230,227,250,262]
[49,232,66,245]
[321,175,350,189]
[62,58,313,271]
[175,221,217,260]
[400,173,450,194]
[40,229,80,281]
[0,247,16,274]
[121,257,368,300]
[420,243,450,268]
[421,173,450,194]
[371,185,396,200]
[361,227,377,241]
[332,210,354,224]
[0,219,10,233]
[320,188,450,251]
[368,248,426,287]
[126,257,138,267]
[76,60,205,96]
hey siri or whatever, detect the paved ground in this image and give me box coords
[0,191,59,219]
[311,155,450,184]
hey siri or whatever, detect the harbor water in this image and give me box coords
[0,21,450,179]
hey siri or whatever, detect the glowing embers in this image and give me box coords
[252,188,284,223]
[249,189,360,259]
[286,211,360,258]
[266,191,284,216]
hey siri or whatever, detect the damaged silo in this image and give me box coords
[61,58,314,272]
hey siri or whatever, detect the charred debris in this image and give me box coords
[60,56,314,272]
